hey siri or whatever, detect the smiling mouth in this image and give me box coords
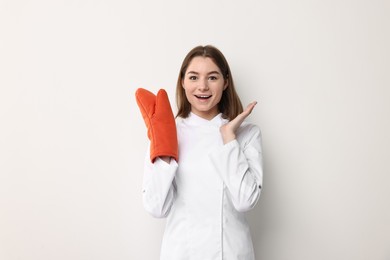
[195,95,212,100]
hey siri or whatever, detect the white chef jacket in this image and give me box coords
[142,112,263,260]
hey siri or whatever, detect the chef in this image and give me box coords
[136,45,263,260]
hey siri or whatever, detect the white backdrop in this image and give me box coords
[1,0,389,259]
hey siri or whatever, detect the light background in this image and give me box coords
[1,0,389,259]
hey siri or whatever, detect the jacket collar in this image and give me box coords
[183,112,228,127]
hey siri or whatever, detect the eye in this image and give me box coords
[209,76,218,80]
[189,76,197,80]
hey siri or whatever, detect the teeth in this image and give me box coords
[196,95,211,98]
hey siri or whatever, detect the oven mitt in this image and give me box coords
[135,88,178,163]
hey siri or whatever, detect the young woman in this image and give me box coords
[136,45,263,260]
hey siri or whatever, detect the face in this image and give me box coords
[182,56,227,120]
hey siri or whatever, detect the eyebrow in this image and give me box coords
[186,71,221,75]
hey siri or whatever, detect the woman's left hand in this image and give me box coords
[220,101,257,144]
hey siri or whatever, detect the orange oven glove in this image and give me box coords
[135,88,178,163]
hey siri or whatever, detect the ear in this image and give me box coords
[223,80,228,90]
[181,79,185,89]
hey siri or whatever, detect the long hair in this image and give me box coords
[176,45,243,120]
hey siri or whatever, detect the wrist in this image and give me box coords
[160,156,171,164]
[222,133,236,144]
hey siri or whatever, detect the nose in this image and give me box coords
[197,78,209,91]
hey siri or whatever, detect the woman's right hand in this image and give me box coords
[135,88,178,163]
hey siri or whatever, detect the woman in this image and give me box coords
[136,45,263,260]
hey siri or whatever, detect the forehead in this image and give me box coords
[186,56,221,74]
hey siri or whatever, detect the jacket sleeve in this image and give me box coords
[209,124,263,212]
[142,144,178,218]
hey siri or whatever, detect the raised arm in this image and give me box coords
[209,102,263,212]
[209,124,263,212]
[135,88,179,217]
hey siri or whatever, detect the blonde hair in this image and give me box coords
[176,45,243,120]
